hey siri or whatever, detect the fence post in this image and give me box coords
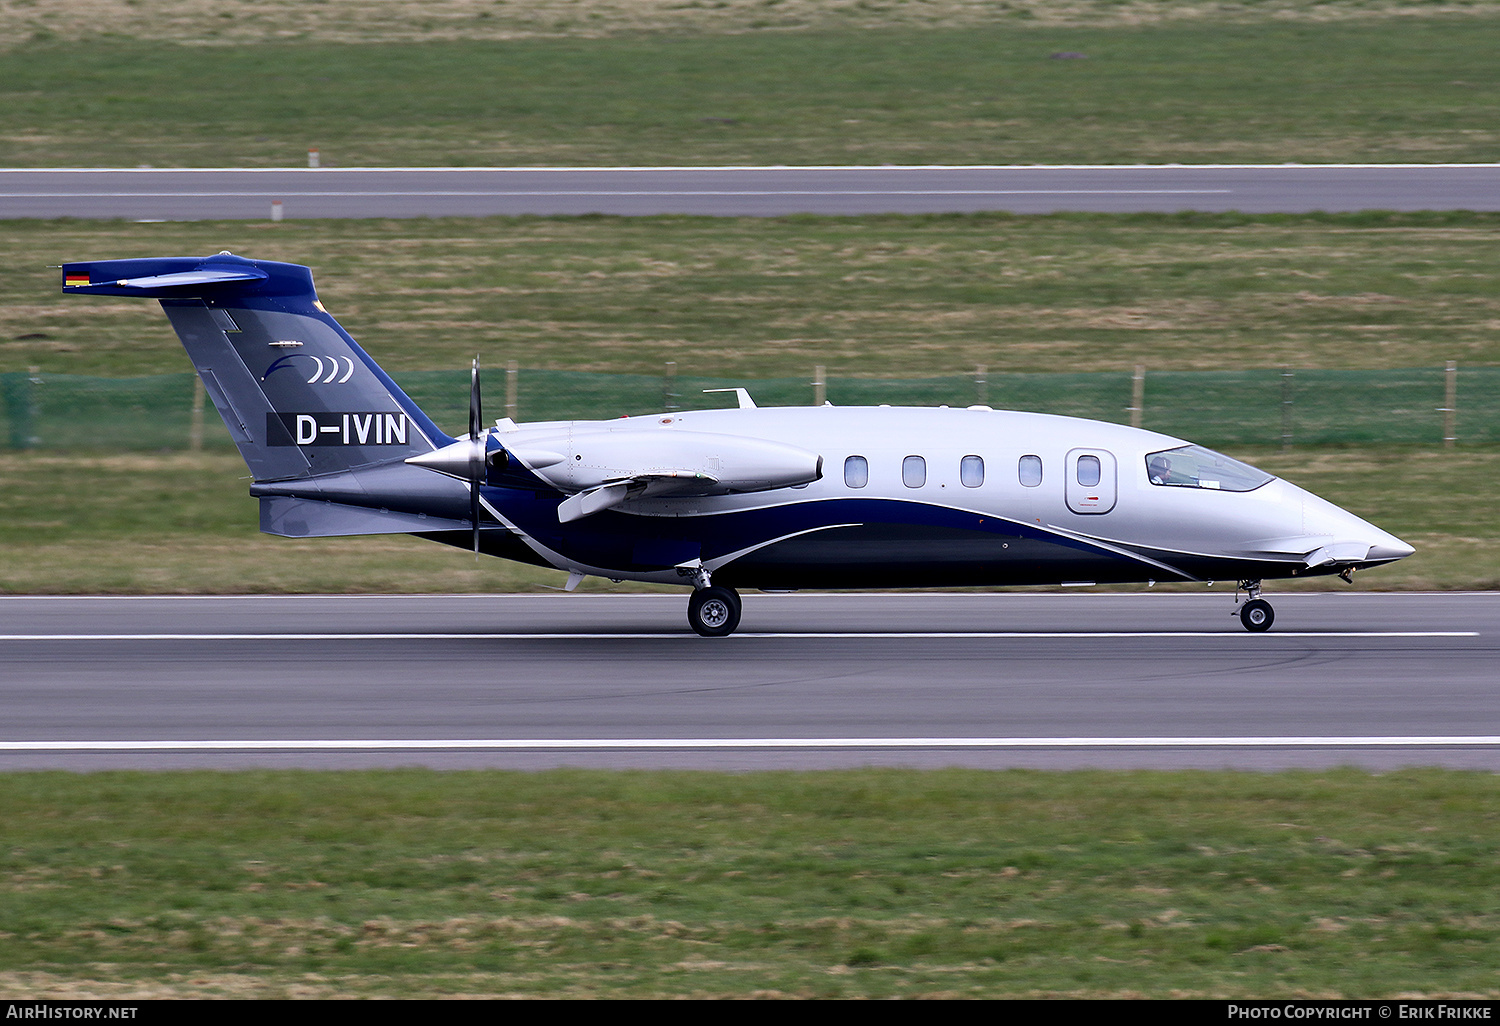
[189,374,205,452]
[506,360,519,423]
[1280,366,1294,451]
[1130,364,1145,429]
[22,366,40,450]
[975,364,987,407]
[1442,360,1458,448]
[663,360,678,413]
[813,364,825,407]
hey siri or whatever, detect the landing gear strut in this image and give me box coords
[1235,579,1274,633]
[688,585,742,638]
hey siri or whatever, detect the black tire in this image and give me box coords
[688,586,741,637]
[1239,598,1274,633]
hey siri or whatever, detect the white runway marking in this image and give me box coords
[0,631,1477,641]
[3,736,1499,752]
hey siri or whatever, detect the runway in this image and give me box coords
[0,592,1494,772]
[3,164,1498,218]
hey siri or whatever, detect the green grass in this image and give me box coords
[8,0,1492,50]
[1,768,1497,998]
[9,211,1500,381]
[1247,446,1500,591]
[5,14,1500,167]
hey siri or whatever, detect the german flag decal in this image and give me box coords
[64,273,90,287]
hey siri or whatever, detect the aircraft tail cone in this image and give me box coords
[405,359,487,556]
[406,442,477,480]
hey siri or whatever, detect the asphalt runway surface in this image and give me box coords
[0,591,1493,772]
[4,164,1498,219]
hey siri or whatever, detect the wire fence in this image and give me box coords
[2,363,1494,453]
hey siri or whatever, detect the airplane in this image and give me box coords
[62,252,1414,636]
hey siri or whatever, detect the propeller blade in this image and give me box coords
[469,357,483,443]
[469,357,483,557]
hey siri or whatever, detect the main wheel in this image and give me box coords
[1239,598,1274,633]
[688,586,741,638]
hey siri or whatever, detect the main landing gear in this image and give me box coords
[688,585,742,637]
[677,561,743,637]
[1235,579,1274,633]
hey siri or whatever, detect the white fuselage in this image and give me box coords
[481,404,1410,589]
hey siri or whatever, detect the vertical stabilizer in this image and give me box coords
[62,253,455,482]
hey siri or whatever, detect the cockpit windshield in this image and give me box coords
[1145,444,1273,492]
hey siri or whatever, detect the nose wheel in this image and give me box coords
[1235,580,1274,632]
[688,585,742,637]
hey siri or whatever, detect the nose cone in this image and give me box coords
[1366,535,1415,563]
[1335,506,1414,565]
[1301,490,1414,566]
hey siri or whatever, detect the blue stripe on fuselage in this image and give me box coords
[485,487,1147,581]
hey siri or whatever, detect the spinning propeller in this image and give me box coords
[401,356,503,556]
[468,357,484,556]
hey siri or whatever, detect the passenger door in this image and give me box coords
[1065,448,1117,514]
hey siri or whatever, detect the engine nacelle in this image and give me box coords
[515,428,823,497]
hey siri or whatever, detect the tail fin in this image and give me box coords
[62,252,455,482]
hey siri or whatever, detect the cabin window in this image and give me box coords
[1077,454,1101,487]
[1018,455,1042,487]
[844,455,868,488]
[960,455,984,488]
[1145,444,1273,492]
[902,455,926,488]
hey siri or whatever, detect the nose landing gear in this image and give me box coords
[1235,580,1274,632]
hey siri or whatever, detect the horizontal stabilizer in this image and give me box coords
[63,259,268,296]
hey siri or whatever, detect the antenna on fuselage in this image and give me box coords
[702,387,757,409]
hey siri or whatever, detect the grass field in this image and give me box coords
[11,0,1498,48]
[9,212,1500,380]
[1,768,1497,999]
[4,4,1500,167]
